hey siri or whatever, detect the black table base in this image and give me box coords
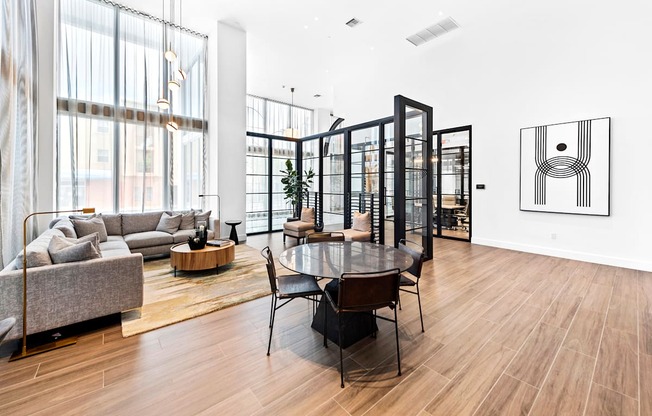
[310,282,377,348]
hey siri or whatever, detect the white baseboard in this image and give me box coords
[472,237,652,272]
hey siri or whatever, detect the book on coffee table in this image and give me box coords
[206,239,230,247]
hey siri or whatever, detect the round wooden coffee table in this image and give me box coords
[170,240,236,276]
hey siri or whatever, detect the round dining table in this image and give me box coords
[278,241,414,279]
[279,241,415,348]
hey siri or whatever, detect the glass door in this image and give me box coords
[433,126,471,241]
[394,96,433,259]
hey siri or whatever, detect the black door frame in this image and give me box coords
[433,125,472,242]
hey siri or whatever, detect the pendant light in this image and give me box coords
[164,0,177,62]
[166,118,179,132]
[175,0,187,81]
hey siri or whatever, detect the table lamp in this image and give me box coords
[10,207,95,361]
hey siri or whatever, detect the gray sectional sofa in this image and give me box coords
[0,210,217,341]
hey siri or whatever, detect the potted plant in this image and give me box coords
[280,159,315,218]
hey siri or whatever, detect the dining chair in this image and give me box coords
[261,246,322,356]
[398,239,426,332]
[323,268,402,388]
[305,231,345,243]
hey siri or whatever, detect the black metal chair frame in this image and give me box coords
[261,246,322,356]
[323,268,402,388]
[398,238,426,332]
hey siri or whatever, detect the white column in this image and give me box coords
[216,22,246,240]
[35,0,56,231]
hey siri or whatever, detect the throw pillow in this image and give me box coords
[195,210,212,229]
[48,235,101,264]
[179,211,196,230]
[71,215,108,242]
[352,211,371,232]
[68,232,101,253]
[156,212,182,234]
[300,207,315,223]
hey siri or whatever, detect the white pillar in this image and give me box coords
[216,22,246,240]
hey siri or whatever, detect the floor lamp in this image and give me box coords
[10,207,95,361]
[198,194,221,237]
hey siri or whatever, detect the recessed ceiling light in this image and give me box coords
[370,46,375,51]
[304,25,309,29]
[439,11,443,16]
[314,17,319,21]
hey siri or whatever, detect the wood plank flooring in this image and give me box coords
[0,235,650,415]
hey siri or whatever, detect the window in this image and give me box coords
[57,0,207,213]
[245,95,314,233]
[96,149,109,163]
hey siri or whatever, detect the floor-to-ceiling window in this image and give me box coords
[56,0,207,213]
[245,95,313,233]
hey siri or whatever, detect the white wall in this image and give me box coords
[332,0,652,271]
[216,22,247,241]
[35,0,56,230]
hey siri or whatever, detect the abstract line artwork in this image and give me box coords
[520,117,610,216]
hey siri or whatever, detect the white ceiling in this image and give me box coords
[119,0,475,110]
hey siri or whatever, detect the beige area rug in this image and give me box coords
[121,244,280,337]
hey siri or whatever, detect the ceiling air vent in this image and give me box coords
[406,17,459,47]
[346,18,363,28]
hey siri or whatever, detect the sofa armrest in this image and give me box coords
[0,253,144,340]
[210,216,221,238]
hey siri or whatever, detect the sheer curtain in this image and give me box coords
[57,0,207,213]
[0,0,38,267]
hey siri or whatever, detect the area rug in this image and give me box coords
[121,244,280,337]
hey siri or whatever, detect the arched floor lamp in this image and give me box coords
[10,207,95,361]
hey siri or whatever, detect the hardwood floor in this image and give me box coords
[1,234,650,415]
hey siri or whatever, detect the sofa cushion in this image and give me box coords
[15,228,65,268]
[123,231,174,250]
[283,221,314,232]
[48,236,101,264]
[300,207,315,223]
[102,214,122,235]
[352,211,371,233]
[71,215,108,242]
[340,229,372,242]
[98,239,131,258]
[51,218,77,238]
[172,229,196,243]
[122,212,163,235]
[156,212,182,234]
[194,210,211,228]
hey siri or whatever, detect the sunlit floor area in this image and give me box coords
[0,236,649,415]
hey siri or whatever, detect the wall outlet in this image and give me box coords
[551,233,557,240]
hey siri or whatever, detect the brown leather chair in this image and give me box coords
[261,246,322,356]
[324,268,402,388]
[398,239,426,332]
[305,231,345,243]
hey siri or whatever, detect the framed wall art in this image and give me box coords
[519,117,611,216]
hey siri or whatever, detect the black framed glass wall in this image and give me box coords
[301,137,321,214]
[433,125,472,241]
[245,132,298,234]
[322,134,345,229]
[394,96,433,259]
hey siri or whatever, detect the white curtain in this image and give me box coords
[57,0,207,214]
[0,0,38,267]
